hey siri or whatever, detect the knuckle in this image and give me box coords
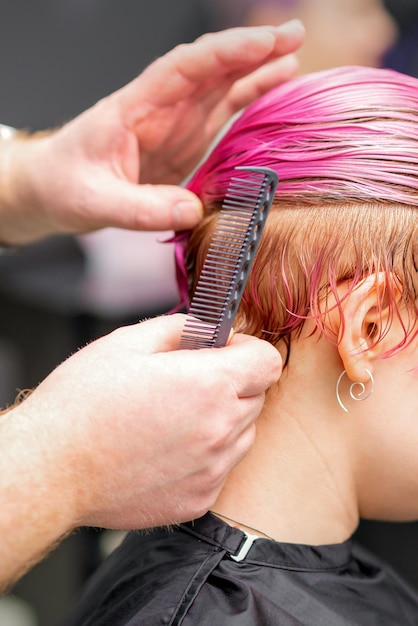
[205,461,226,486]
[240,423,257,455]
[204,416,237,451]
[186,481,224,520]
[235,394,265,426]
[189,494,216,520]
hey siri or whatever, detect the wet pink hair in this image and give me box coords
[188,66,418,205]
[175,66,418,358]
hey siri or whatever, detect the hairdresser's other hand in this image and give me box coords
[0,21,304,244]
[0,314,282,590]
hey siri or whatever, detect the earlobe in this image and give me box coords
[336,273,401,383]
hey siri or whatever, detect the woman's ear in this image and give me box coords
[335,273,401,382]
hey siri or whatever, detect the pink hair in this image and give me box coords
[188,66,418,206]
[175,66,418,356]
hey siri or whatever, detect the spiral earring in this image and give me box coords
[336,369,375,413]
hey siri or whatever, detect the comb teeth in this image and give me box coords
[179,166,278,350]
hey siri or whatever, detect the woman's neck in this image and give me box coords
[212,357,360,546]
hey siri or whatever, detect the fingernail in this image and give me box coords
[174,200,203,229]
[279,19,305,34]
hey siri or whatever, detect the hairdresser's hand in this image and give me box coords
[0,21,304,244]
[0,314,282,590]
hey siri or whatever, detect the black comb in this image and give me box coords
[178,166,278,349]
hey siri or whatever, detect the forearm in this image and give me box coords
[0,402,78,592]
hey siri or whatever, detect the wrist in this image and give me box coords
[0,128,55,245]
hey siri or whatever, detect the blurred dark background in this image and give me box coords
[0,1,417,624]
[0,0,215,130]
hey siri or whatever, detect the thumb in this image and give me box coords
[133,314,190,353]
[97,178,203,231]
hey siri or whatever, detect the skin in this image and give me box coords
[1,315,282,590]
[244,0,398,73]
[0,21,305,244]
[213,275,418,545]
[0,22,307,590]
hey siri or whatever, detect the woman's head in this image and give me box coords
[177,66,418,525]
[180,66,418,367]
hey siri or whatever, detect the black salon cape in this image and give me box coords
[62,513,418,625]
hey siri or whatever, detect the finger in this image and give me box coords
[122,21,305,111]
[168,21,305,84]
[91,177,203,231]
[232,393,267,436]
[210,421,257,486]
[130,314,190,353]
[235,421,257,460]
[215,336,283,397]
[226,53,300,113]
[206,53,300,136]
[128,318,282,395]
